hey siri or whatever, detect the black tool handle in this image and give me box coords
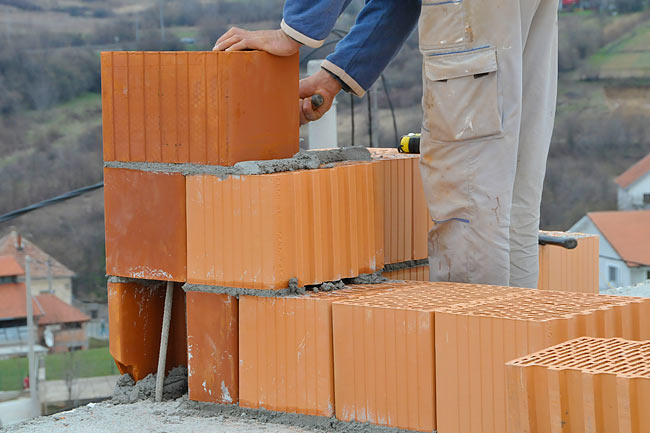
[538,234,578,250]
[311,94,324,110]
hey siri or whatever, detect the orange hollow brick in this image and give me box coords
[331,282,531,432]
[186,162,383,289]
[434,290,650,433]
[506,337,650,433]
[538,231,599,294]
[101,51,299,165]
[368,148,430,264]
[107,279,187,382]
[238,283,408,417]
[186,290,238,404]
[104,167,187,281]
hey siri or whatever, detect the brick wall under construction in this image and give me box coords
[101,50,650,433]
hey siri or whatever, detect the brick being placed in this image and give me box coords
[368,148,433,265]
[434,289,650,433]
[186,161,383,289]
[538,231,599,294]
[506,337,650,433]
[331,282,532,432]
[104,167,187,282]
[185,289,238,404]
[107,279,187,382]
[238,282,411,417]
[101,51,299,165]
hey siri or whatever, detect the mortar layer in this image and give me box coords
[382,259,429,272]
[104,148,371,178]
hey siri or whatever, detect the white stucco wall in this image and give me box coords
[17,277,73,304]
[618,172,650,210]
[570,217,632,289]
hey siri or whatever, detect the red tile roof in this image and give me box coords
[615,153,650,189]
[0,230,75,279]
[35,293,90,325]
[0,283,44,320]
[0,255,24,277]
[589,210,650,267]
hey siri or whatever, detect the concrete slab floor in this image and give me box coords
[2,398,410,433]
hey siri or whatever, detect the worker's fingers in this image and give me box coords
[299,99,309,125]
[301,98,321,124]
[216,27,243,45]
[214,35,243,51]
[226,39,255,52]
[299,78,319,99]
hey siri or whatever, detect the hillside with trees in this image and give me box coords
[0,0,649,300]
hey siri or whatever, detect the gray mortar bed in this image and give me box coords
[104,147,372,178]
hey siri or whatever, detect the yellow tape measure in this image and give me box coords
[398,133,421,154]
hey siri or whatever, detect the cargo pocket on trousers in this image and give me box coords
[419,0,471,51]
[422,47,503,142]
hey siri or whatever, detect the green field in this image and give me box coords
[591,21,650,76]
[0,347,119,391]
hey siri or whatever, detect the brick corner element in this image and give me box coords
[104,167,187,282]
[107,279,187,382]
[101,51,299,165]
[506,337,650,433]
[186,290,238,404]
[538,231,600,294]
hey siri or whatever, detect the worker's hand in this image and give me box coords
[213,28,301,56]
[299,69,342,125]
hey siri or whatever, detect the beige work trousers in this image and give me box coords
[419,0,558,288]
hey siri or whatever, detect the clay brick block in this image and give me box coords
[434,290,650,433]
[382,265,429,281]
[108,280,187,381]
[186,161,383,289]
[331,282,530,431]
[104,167,186,281]
[186,290,238,404]
[101,51,299,165]
[238,283,407,416]
[369,149,430,264]
[506,337,650,433]
[538,231,599,294]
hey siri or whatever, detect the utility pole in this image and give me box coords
[25,256,40,419]
[47,258,53,294]
[159,0,166,42]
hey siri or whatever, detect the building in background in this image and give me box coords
[616,153,650,210]
[0,257,88,356]
[570,210,650,289]
[0,229,75,304]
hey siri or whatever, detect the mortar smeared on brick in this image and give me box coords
[382,258,429,273]
[104,147,372,178]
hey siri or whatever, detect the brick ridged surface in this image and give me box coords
[186,291,238,404]
[107,280,187,382]
[368,149,432,264]
[104,167,187,282]
[506,337,650,433]
[434,290,650,433]
[538,231,599,294]
[101,51,299,165]
[382,265,430,281]
[238,283,408,416]
[186,162,383,289]
[331,282,531,431]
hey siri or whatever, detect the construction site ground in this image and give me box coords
[2,398,407,433]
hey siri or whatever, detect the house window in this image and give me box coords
[608,265,619,285]
[647,270,650,281]
[645,193,650,205]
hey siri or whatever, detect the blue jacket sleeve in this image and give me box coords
[323,0,421,96]
[281,0,354,48]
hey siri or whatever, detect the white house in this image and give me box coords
[570,210,650,290]
[616,153,650,210]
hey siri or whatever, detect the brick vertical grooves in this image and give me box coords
[186,291,238,404]
[101,52,115,161]
[108,280,187,382]
[128,52,145,161]
[538,232,600,294]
